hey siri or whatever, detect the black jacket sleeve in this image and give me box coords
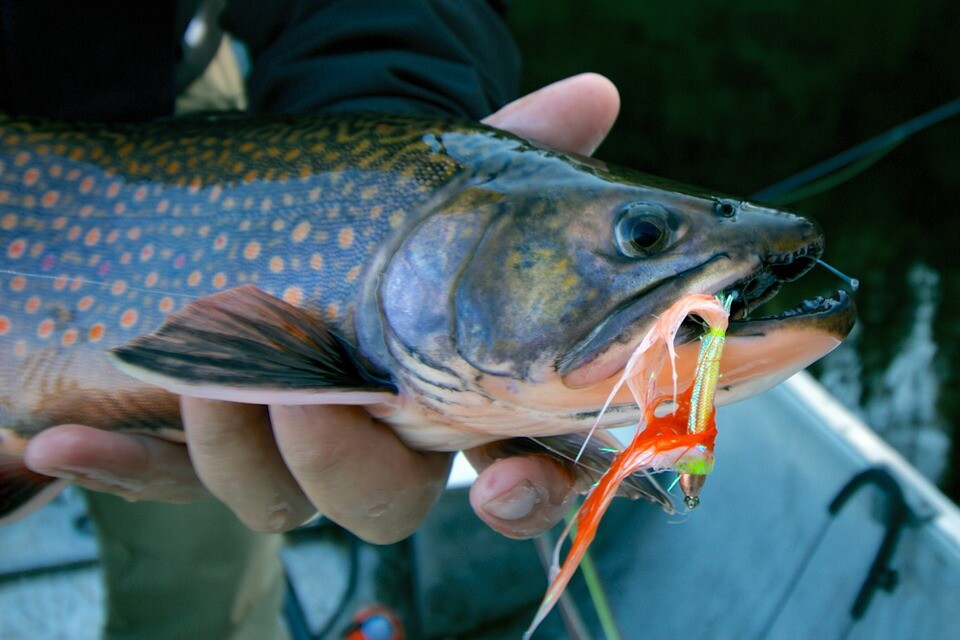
[221,0,521,119]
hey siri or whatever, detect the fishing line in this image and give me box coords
[751,95,960,203]
[816,261,860,291]
[0,268,197,300]
[754,517,832,638]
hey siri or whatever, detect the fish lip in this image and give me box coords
[559,236,836,387]
[726,288,856,338]
[557,253,741,382]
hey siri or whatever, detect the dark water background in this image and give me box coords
[508,0,960,500]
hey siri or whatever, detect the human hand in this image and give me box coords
[23,73,621,542]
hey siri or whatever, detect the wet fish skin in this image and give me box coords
[0,111,855,519]
[0,112,464,438]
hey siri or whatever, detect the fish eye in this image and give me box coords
[615,206,669,258]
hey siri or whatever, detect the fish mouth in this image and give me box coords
[561,236,856,395]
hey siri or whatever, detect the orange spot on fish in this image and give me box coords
[106,182,121,198]
[157,199,170,213]
[213,234,228,250]
[262,198,274,213]
[41,191,60,207]
[1,214,17,230]
[25,296,41,313]
[0,316,9,335]
[0,191,9,204]
[61,328,78,347]
[243,241,261,260]
[345,265,361,283]
[326,302,340,319]
[127,227,142,240]
[172,225,185,237]
[106,229,120,243]
[120,309,138,329]
[53,216,68,230]
[53,275,68,291]
[114,202,126,215]
[144,272,159,287]
[6,239,26,259]
[212,273,227,289]
[187,271,202,286]
[37,319,54,339]
[14,340,26,357]
[120,252,132,265]
[79,176,95,193]
[283,286,304,305]
[48,165,63,178]
[188,176,203,192]
[30,243,45,257]
[208,185,222,202]
[111,280,128,296]
[309,253,323,270]
[338,227,355,249]
[243,170,258,184]
[140,245,155,261]
[67,226,82,241]
[269,256,284,273]
[88,323,105,342]
[84,228,101,247]
[77,296,95,311]
[13,152,30,166]
[159,297,174,313]
[291,221,311,242]
[10,275,26,291]
[134,186,149,202]
[69,277,83,291]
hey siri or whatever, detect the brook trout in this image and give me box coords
[0,112,855,522]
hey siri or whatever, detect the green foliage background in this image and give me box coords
[509,0,960,498]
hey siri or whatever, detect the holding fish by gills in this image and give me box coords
[0,111,854,551]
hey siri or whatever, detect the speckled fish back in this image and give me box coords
[0,112,464,434]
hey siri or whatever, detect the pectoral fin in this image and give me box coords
[110,285,396,405]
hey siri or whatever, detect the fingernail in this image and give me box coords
[482,480,542,521]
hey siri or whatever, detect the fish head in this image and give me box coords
[370,139,855,434]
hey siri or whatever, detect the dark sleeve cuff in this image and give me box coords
[222,0,521,119]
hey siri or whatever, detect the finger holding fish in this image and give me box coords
[25,423,208,503]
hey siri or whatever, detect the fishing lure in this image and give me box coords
[524,293,732,639]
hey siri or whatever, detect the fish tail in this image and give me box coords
[0,453,65,525]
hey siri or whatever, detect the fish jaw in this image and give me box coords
[655,289,856,406]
